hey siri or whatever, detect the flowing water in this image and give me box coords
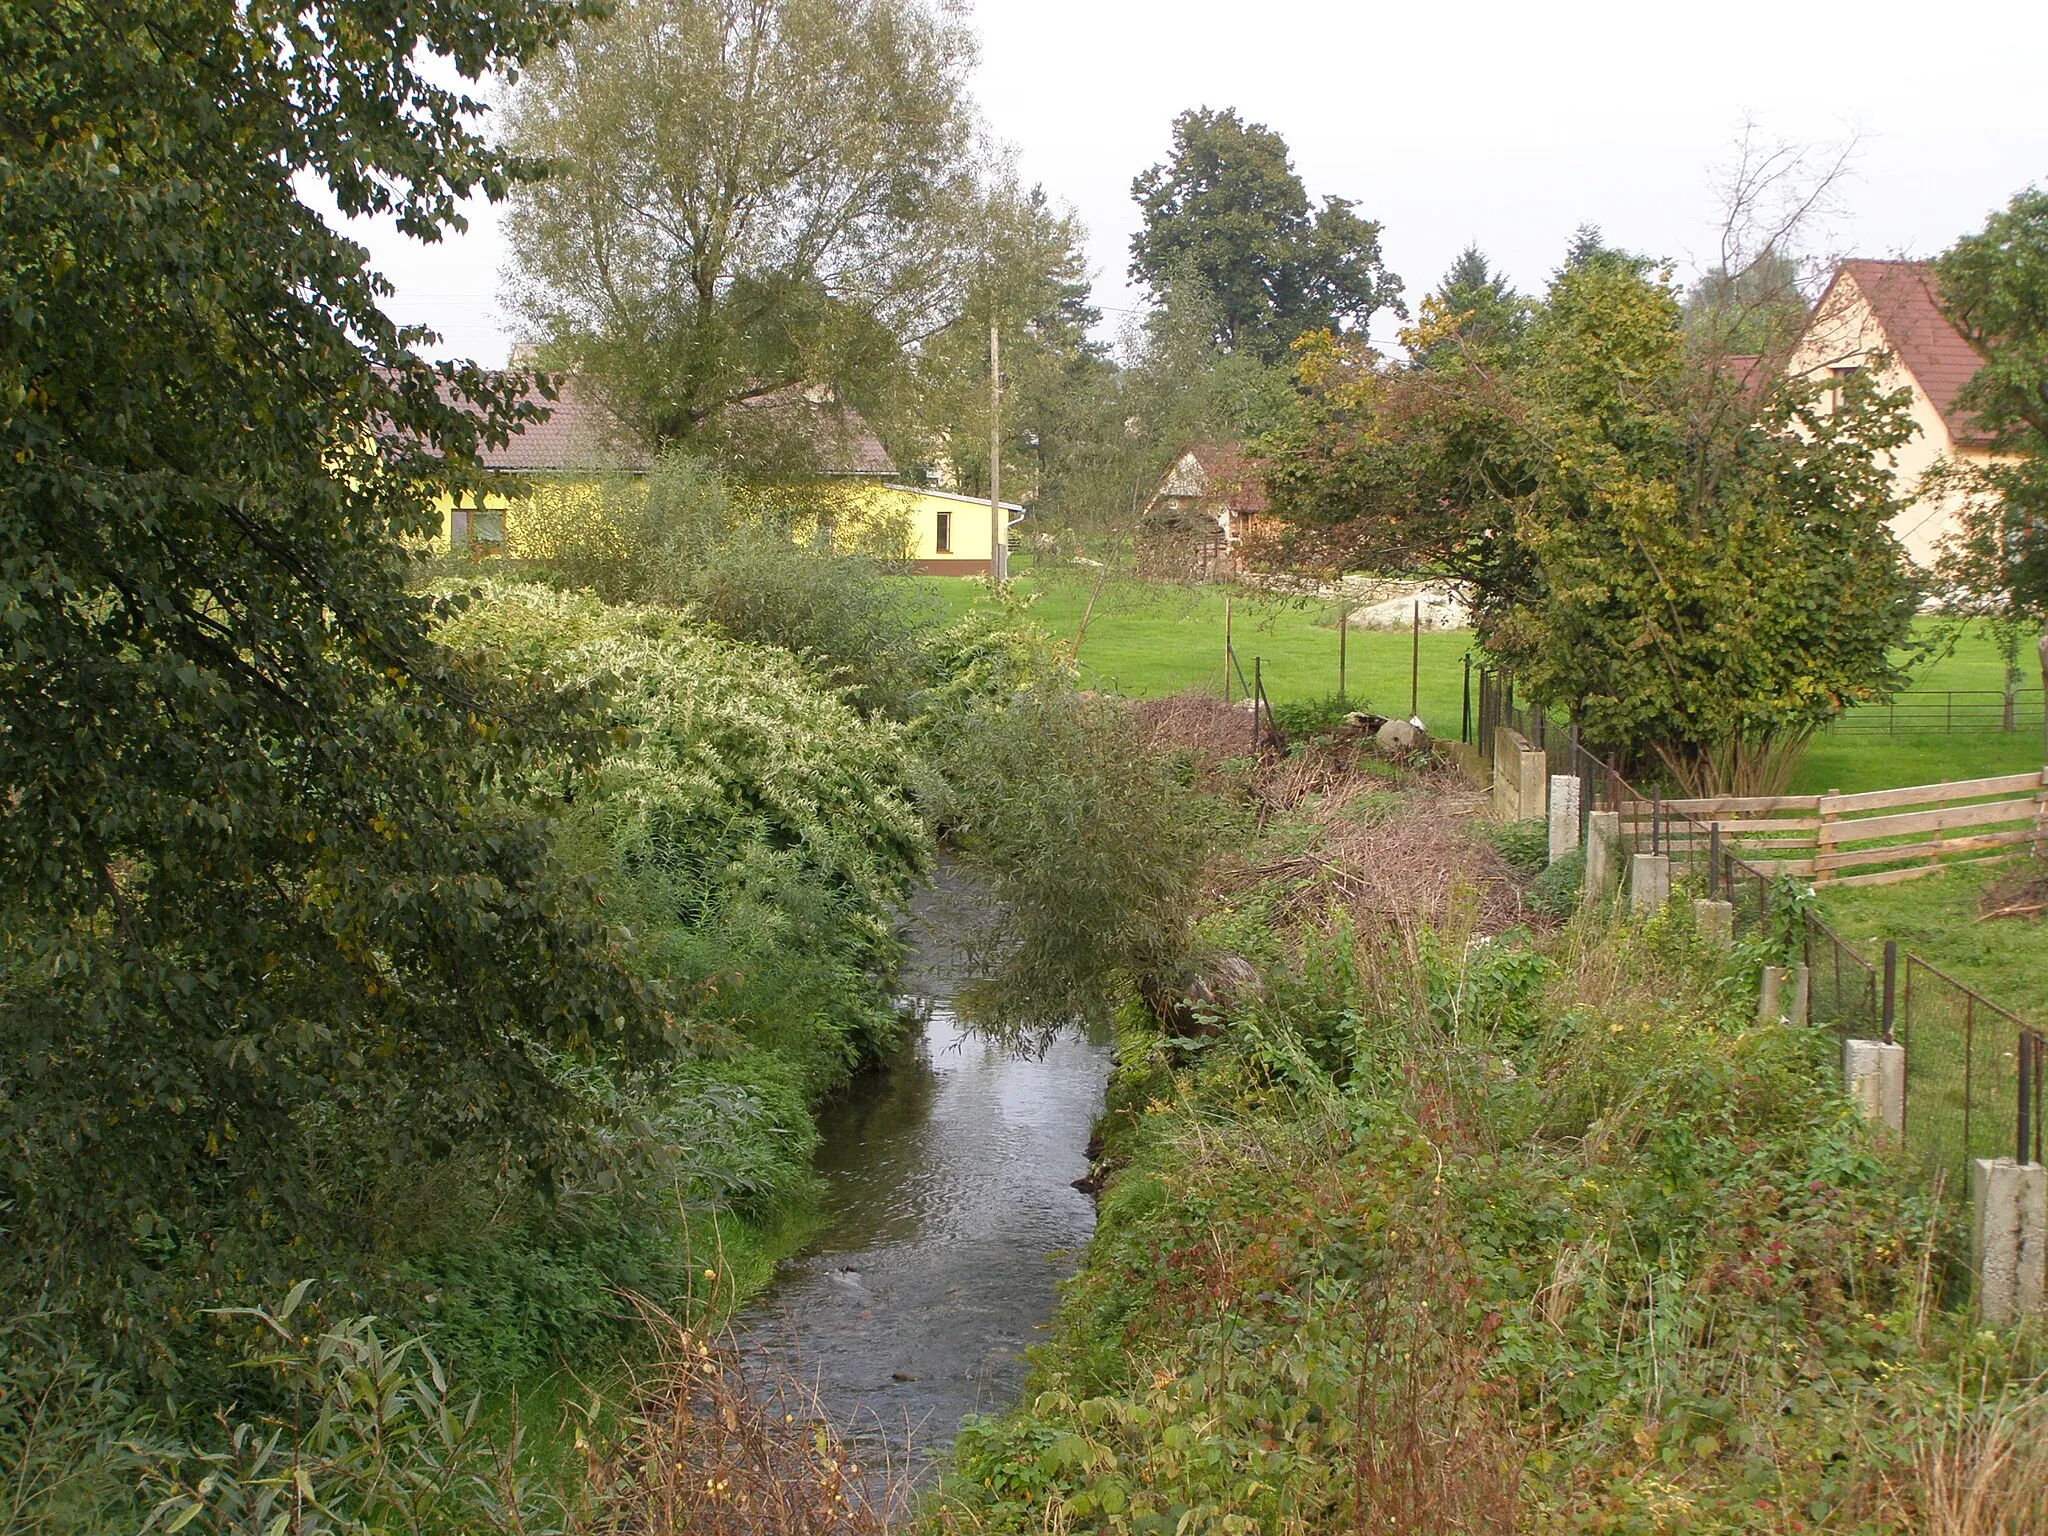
[734,873,1113,1474]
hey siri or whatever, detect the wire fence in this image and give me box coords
[1899,954,2042,1177]
[1472,664,2039,1189]
[1223,645,1284,755]
[1830,689,2045,735]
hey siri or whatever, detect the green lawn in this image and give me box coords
[1817,862,2048,1008]
[909,573,2045,793]
[1816,860,2048,1176]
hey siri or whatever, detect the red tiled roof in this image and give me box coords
[1829,260,1991,446]
[1181,441,1269,513]
[474,374,647,472]
[448,374,896,476]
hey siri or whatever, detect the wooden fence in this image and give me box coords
[1620,770,2048,888]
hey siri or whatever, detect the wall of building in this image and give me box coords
[1788,276,1981,569]
[440,478,1010,576]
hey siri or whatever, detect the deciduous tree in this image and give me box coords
[1262,242,1920,794]
[501,0,983,463]
[0,0,653,1376]
[1929,186,2048,751]
[1129,107,1401,366]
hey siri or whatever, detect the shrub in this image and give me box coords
[911,607,1218,1041]
[1483,817,1550,875]
[1527,845,1584,918]
[496,453,939,716]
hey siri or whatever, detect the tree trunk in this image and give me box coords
[2039,629,2048,763]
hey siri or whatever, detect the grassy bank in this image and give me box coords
[928,728,2048,1534]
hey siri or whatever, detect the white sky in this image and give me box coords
[348,0,2048,364]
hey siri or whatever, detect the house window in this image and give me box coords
[935,509,952,554]
[473,508,505,546]
[1828,363,1862,412]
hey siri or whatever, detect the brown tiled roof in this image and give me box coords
[1181,441,1269,513]
[452,374,896,476]
[475,374,648,472]
[1828,260,1991,446]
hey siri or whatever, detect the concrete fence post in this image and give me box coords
[1694,899,1733,951]
[1630,853,1670,915]
[1972,1157,2047,1326]
[1789,963,1810,1025]
[1758,965,1787,1022]
[1519,743,1548,825]
[1843,1040,1905,1134]
[1548,774,1581,862]
[1586,812,1621,896]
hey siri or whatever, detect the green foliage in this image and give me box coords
[939,900,2001,1533]
[1527,846,1585,919]
[1129,108,1402,364]
[139,1287,560,1536]
[501,0,982,460]
[1267,691,1359,740]
[1682,248,1809,357]
[435,580,929,1095]
[1483,817,1551,875]
[504,452,942,714]
[1262,237,1922,794]
[1932,186,2048,629]
[911,607,1215,1039]
[0,1315,144,1535]
[0,0,657,1387]
[1411,244,1531,369]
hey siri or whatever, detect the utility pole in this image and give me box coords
[989,322,1004,582]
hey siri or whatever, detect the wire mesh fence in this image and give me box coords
[1898,955,2038,1181]
[1471,664,2044,1186]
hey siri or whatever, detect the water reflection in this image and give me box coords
[734,879,1112,1466]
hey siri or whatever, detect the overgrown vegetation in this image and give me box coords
[933,754,2048,1535]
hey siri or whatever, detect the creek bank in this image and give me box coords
[934,738,2039,1534]
[732,868,1115,1475]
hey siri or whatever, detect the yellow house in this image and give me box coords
[442,376,1016,577]
[1787,260,2014,568]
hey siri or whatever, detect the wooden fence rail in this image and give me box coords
[1619,770,2048,888]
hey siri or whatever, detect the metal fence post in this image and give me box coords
[1709,823,1721,899]
[2020,1030,2034,1167]
[1252,657,1262,754]
[1882,941,1897,1046]
[1462,655,1471,743]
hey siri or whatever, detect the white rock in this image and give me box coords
[1376,718,1423,752]
[1347,588,1470,631]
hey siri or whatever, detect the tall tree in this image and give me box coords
[1930,186,2048,749]
[501,0,982,463]
[1129,107,1401,365]
[1682,249,1809,357]
[1,0,651,1375]
[1261,238,1920,794]
[1411,244,1530,370]
[901,170,1106,505]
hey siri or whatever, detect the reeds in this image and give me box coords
[581,1302,909,1536]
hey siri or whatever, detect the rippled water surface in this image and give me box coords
[735,877,1112,1466]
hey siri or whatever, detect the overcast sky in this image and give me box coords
[349,0,2048,364]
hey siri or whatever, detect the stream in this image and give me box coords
[734,872,1114,1477]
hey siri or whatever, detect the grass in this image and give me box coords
[909,570,2047,796]
[932,745,2048,1534]
[1816,861,2048,1019]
